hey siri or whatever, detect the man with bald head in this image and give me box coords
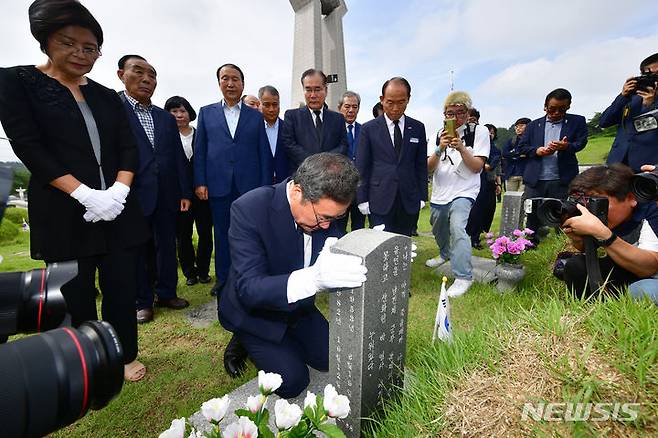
[242,94,260,110]
[356,77,428,236]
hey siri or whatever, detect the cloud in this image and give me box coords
[475,33,658,126]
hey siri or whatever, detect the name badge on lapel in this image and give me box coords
[410,137,419,143]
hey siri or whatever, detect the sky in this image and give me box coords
[1,0,657,162]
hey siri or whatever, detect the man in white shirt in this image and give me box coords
[425,91,490,297]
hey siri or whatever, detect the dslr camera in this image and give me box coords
[524,194,609,227]
[632,72,658,92]
[0,167,124,438]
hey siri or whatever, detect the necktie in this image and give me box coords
[313,110,323,140]
[393,119,402,157]
[347,124,355,159]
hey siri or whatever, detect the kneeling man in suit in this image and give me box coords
[218,153,367,398]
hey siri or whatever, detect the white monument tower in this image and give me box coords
[289,0,347,110]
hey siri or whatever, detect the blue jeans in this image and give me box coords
[429,198,474,280]
[628,279,658,305]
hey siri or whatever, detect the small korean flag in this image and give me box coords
[432,276,452,343]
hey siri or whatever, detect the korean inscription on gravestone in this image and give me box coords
[329,229,411,437]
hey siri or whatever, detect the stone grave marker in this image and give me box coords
[189,228,411,437]
[330,228,411,437]
[500,191,524,237]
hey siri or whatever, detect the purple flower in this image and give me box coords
[497,236,511,245]
[523,228,535,235]
[508,242,522,255]
[486,239,494,245]
[513,229,524,237]
[485,232,494,239]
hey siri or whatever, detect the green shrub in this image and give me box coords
[0,219,20,244]
[3,207,28,225]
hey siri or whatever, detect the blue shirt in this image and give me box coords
[124,92,154,146]
[539,117,562,181]
[265,119,279,157]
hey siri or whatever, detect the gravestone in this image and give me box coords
[188,229,411,437]
[500,191,524,236]
[330,228,411,436]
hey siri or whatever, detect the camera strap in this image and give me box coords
[583,236,604,294]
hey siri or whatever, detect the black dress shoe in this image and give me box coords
[210,281,225,297]
[198,274,212,284]
[136,308,154,324]
[186,276,199,286]
[224,334,248,378]
[155,297,190,309]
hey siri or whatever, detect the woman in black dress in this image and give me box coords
[0,0,149,381]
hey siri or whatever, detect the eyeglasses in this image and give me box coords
[444,109,468,117]
[310,202,346,227]
[304,87,326,95]
[546,106,569,114]
[54,36,101,58]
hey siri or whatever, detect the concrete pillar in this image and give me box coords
[289,0,348,110]
[321,0,347,111]
[290,0,323,108]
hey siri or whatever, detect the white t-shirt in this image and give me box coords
[180,130,194,160]
[636,219,658,278]
[428,123,490,205]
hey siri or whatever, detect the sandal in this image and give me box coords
[124,360,147,382]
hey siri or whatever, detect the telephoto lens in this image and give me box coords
[631,171,658,203]
[0,321,124,438]
[0,261,75,338]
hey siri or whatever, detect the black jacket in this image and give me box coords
[0,66,148,261]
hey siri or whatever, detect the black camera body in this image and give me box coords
[633,72,658,91]
[525,195,609,227]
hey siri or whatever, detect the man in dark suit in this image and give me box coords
[258,85,290,183]
[117,55,192,323]
[336,90,365,232]
[601,53,658,172]
[281,69,348,173]
[519,88,588,241]
[502,117,531,192]
[356,77,428,236]
[194,63,272,296]
[219,153,366,397]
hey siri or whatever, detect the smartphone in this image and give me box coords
[443,118,457,138]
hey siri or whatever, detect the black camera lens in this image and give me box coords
[631,173,658,203]
[0,321,124,438]
[0,262,75,337]
[536,199,579,226]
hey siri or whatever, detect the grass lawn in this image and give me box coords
[1,202,656,437]
[577,134,614,165]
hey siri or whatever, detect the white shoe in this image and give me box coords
[447,279,473,297]
[425,255,448,268]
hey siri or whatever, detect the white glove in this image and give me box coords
[358,202,370,215]
[373,224,385,231]
[107,181,130,204]
[410,242,417,262]
[287,237,368,303]
[71,184,125,222]
[420,200,426,209]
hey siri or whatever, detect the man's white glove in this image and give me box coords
[373,224,385,231]
[107,181,130,204]
[71,184,125,223]
[358,202,370,215]
[420,200,426,210]
[410,242,417,262]
[287,237,368,304]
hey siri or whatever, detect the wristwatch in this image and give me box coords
[596,231,617,247]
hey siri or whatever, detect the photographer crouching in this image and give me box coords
[557,164,658,298]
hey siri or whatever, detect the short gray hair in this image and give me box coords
[338,90,361,109]
[258,85,279,99]
[293,153,360,204]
